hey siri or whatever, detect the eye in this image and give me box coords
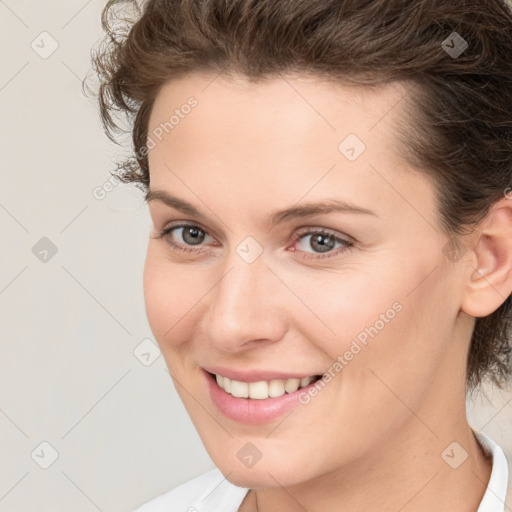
[290,228,353,260]
[153,222,354,260]
[153,222,216,255]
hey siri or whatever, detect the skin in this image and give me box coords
[143,71,512,512]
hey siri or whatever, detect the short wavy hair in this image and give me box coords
[87,0,512,394]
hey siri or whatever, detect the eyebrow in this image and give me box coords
[145,189,377,229]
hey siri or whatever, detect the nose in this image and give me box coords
[201,250,289,353]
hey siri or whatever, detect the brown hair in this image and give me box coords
[88,0,512,394]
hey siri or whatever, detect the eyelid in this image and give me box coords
[157,222,352,244]
[292,225,354,243]
[157,220,354,241]
[154,220,218,243]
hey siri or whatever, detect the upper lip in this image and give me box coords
[202,366,322,383]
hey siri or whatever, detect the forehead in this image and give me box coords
[146,72,437,231]
[148,72,411,175]
[148,71,410,147]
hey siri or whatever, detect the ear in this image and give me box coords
[460,197,512,318]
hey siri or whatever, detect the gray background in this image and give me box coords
[0,1,511,510]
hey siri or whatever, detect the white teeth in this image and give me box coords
[300,376,313,388]
[230,380,249,398]
[248,381,268,399]
[215,374,317,399]
[268,379,285,398]
[284,378,300,393]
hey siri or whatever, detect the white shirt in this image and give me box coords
[135,431,509,512]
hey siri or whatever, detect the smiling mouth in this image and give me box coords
[206,371,323,399]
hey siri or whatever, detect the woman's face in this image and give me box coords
[143,72,470,487]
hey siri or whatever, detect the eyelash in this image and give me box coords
[153,222,354,260]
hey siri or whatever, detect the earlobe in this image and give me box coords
[460,198,512,318]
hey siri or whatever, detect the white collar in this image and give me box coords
[473,431,510,512]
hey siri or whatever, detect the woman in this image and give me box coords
[91,0,512,510]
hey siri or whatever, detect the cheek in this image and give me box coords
[334,271,456,423]
[289,267,408,360]
[142,248,202,346]
[299,256,453,388]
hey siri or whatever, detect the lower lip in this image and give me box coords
[204,370,317,425]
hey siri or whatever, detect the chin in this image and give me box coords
[224,468,291,489]
[215,456,311,489]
